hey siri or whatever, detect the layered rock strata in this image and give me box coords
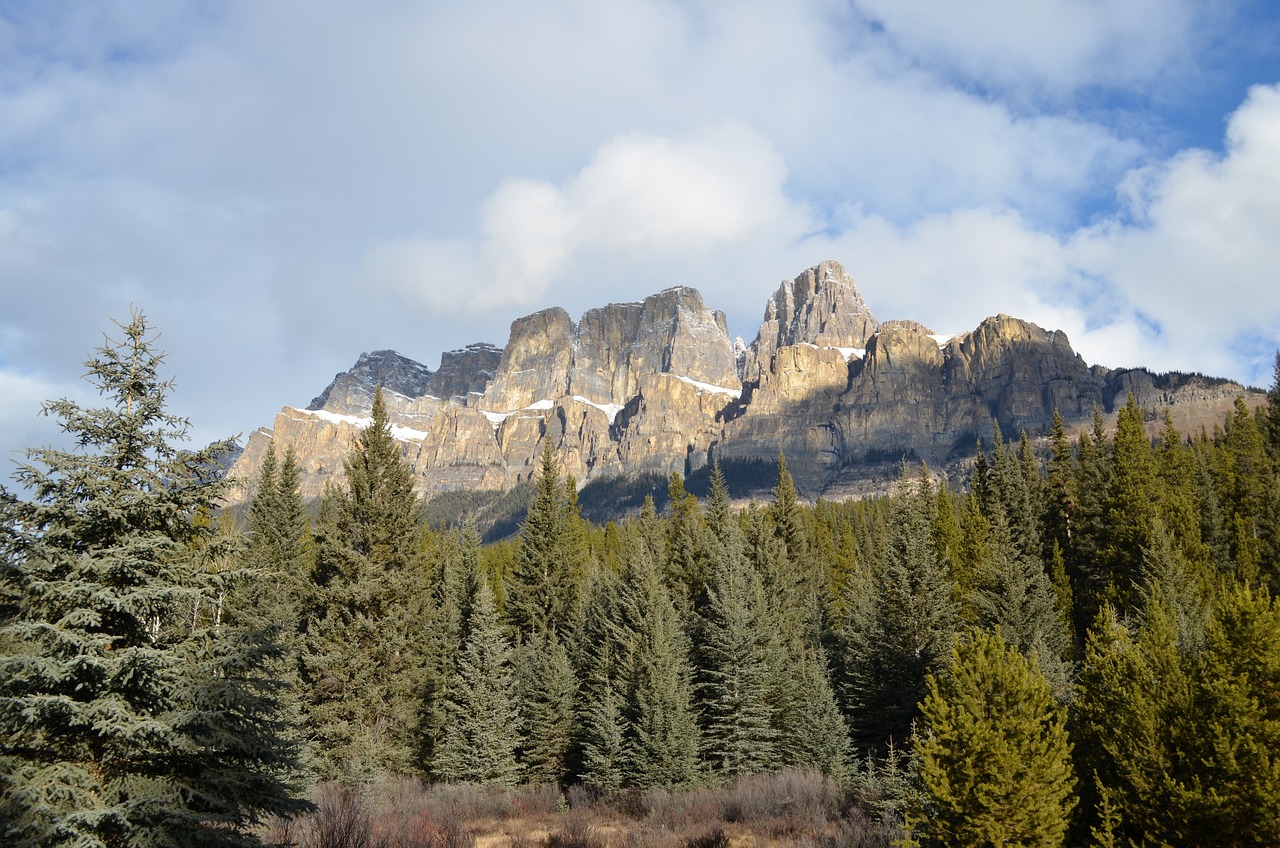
[227,260,1262,502]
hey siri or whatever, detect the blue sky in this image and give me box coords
[2,0,1279,459]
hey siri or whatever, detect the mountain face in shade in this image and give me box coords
[227,260,1260,503]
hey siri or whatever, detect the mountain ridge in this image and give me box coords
[227,260,1261,505]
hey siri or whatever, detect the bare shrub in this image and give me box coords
[680,827,730,848]
[721,770,839,836]
[303,784,376,848]
[639,786,725,834]
[813,805,902,848]
[544,807,606,848]
[509,783,564,817]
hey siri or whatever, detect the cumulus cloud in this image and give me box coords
[362,126,804,313]
[1071,83,1280,382]
[853,0,1200,95]
[0,1,1276,463]
[801,82,1280,386]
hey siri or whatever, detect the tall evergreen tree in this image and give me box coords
[616,539,700,789]
[840,470,958,753]
[1180,584,1280,845]
[907,630,1075,848]
[1073,603,1191,847]
[1266,350,1280,462]
[696,508,779,778]
[432,579,523,786]
[507,441,581,640]
[777,646,851,783]
[0,310,308,846]
[515,633,578,784]
[300,387,429,781]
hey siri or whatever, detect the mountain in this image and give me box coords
[226,260,1260,504]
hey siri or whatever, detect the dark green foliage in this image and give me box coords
[1073,603,1191,847]
[839,471,958,753]
[507,442,584,640]
[0,310,307,846]
[300,387,429,781]
[617,539,701,789]
[516,633,578,784]
[432,579,523,785]
[1268,350,1280,463]
[421,481,534,542]
[696,498,779,777]
[1180,584,1280,845]
[908,630,1075,847]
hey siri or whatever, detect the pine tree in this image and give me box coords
[1072,603,1191,847]
[841,470,958,753]
[432,579,523,785]
[1266,350,1280,463]
[1101,396,1160,615]
[516,633,578,785]
[1068,407,1113,642]
[617,539,700,789]
[0,310,308,846]
[300,386,429,781]
[1181,584,1280,845]
[908,630,1075,848]
[507,441,580,640]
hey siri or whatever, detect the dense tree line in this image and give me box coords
[3,313,1280,846]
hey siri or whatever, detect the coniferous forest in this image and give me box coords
[4,311,1280,847]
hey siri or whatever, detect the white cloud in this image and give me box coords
[362,125,804,313]
[798,83,1280,386]
[853,0,1200,95]
[0,369,86,468]
[1071,83,1280,382]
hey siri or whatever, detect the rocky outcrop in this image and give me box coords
[744,260,879,382]
[308,350,434,414]
[426,343,502,401]
[226,260,1264,505]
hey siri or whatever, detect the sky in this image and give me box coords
[2,0,1280,462]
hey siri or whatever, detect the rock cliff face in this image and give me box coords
[308,349,434,414]
[226,259,1263,503]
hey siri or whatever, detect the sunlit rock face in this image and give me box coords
[227,260,1262,504]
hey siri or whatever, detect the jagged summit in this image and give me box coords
[307,349,434,414]
[229,261,1260,505]
[744,260,880,381]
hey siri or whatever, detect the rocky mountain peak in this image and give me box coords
[227,259,1261,509]
[426,343,503,401]
[308,349,434,414]
[745,259,880,381]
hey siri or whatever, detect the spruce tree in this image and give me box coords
[0,310,308,846]
[617,539,700,789]
[777,646,851,783]
[908,630,1075,848]
[575,566,628,790]
[841,471,957,753]
[696,510,779,778]
[432,579,523,785]
[974,507,1073,700]
[516,633,578,784]
[507,441,581,640]
[300,387,429,781]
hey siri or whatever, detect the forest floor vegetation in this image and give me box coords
[265,771,899,848]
